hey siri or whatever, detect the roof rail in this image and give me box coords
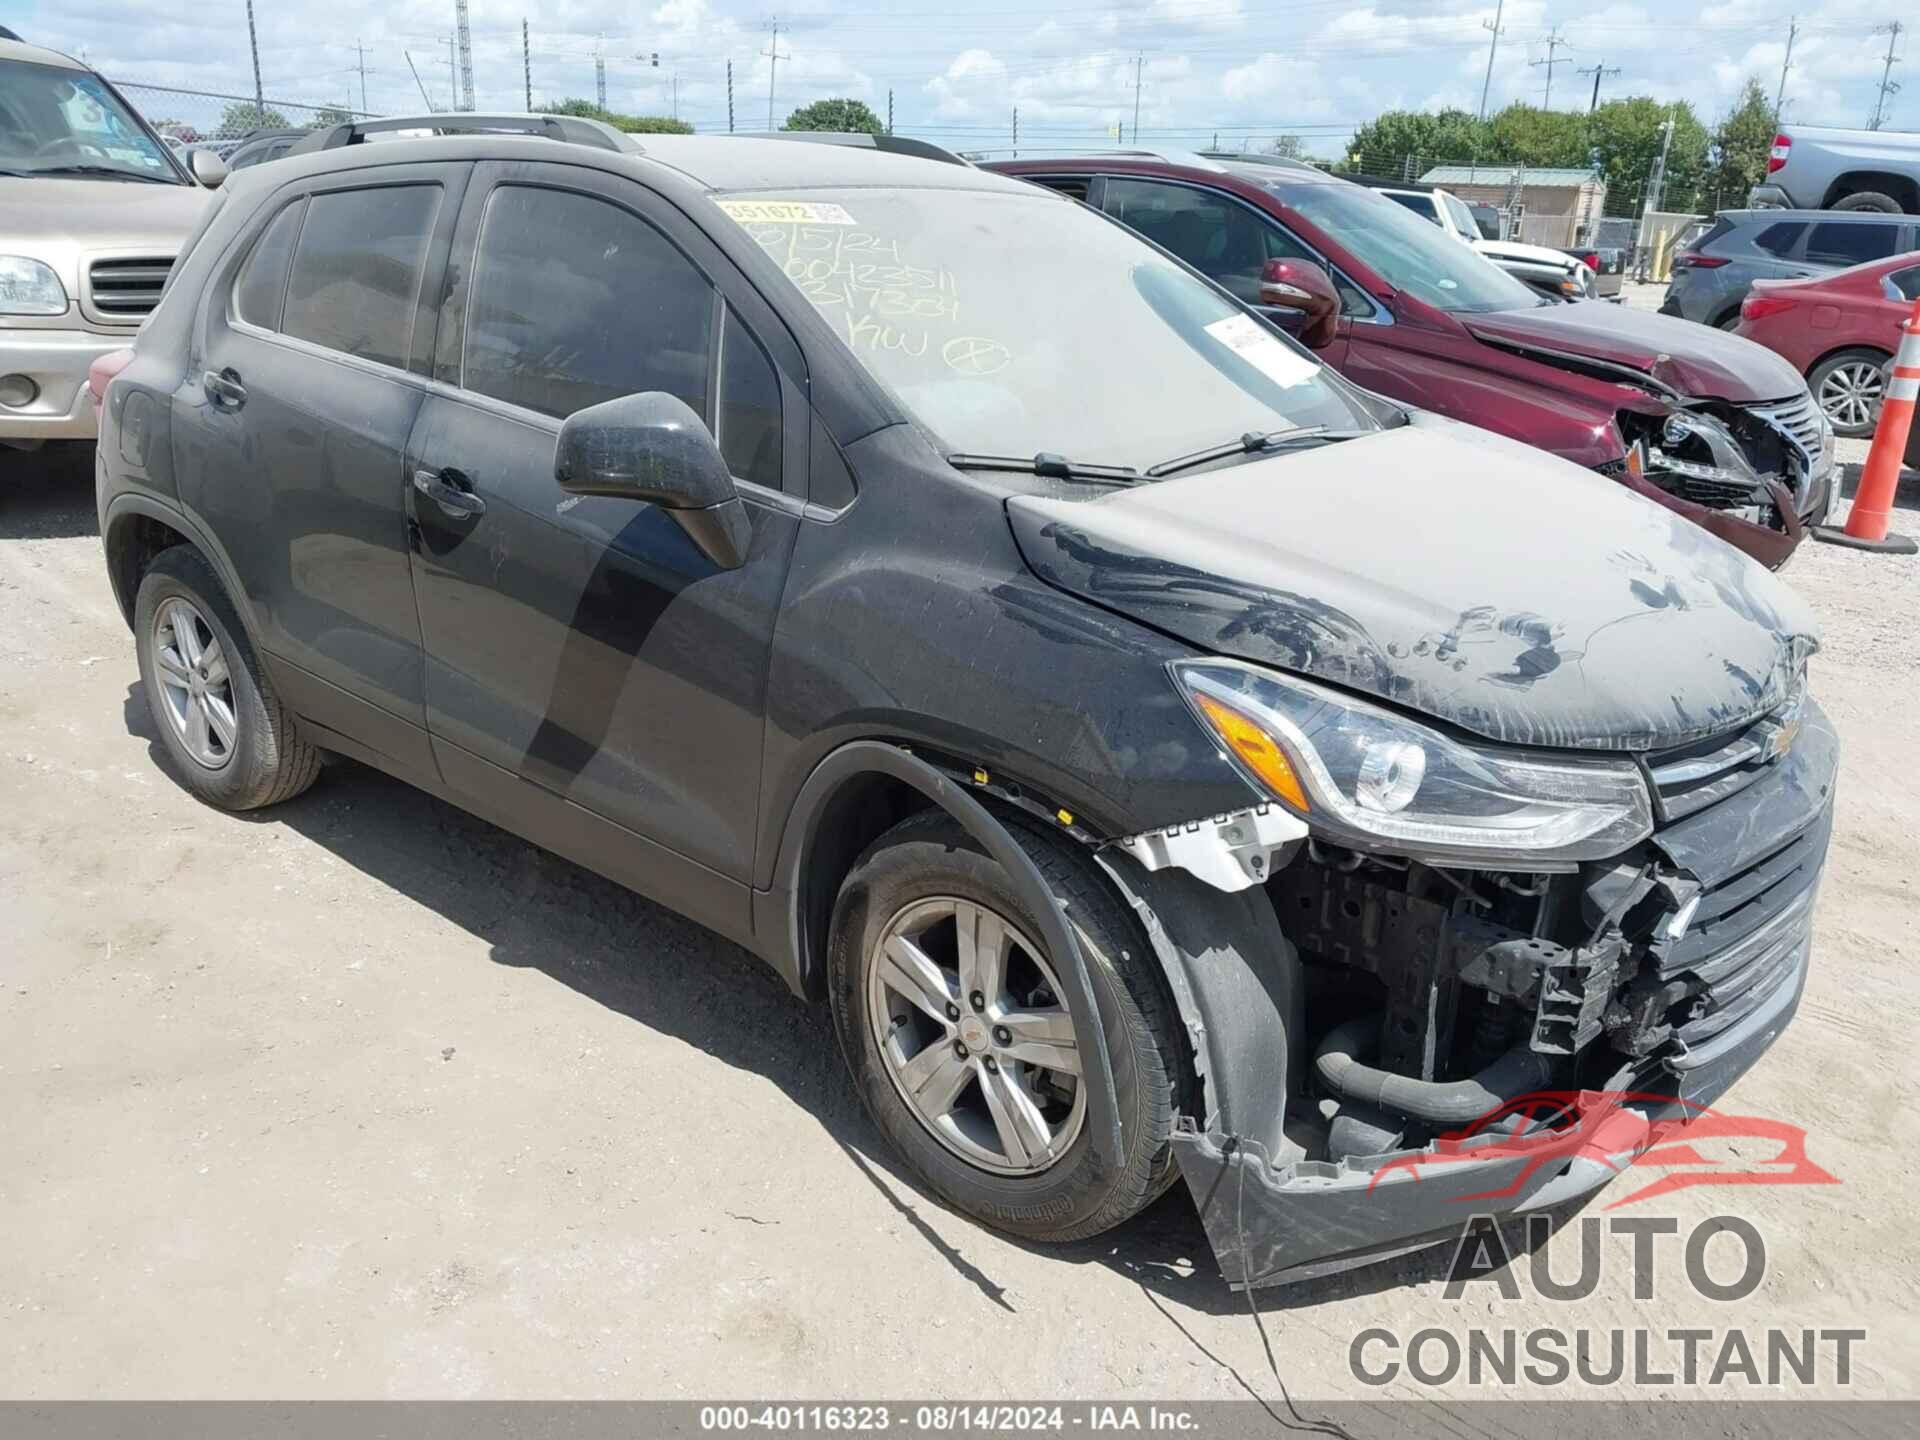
[728,131,972,166]
[961,145,1226,172]
[286,112,632,157]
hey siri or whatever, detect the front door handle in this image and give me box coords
[413,467,486,519]
[203,367,246,409]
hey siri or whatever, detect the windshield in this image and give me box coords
[720,187,1377,467]
[0,60,184,183]
[1287,182,1541,313]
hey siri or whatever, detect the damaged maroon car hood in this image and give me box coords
[1006,414,1818,753]
[1461,302,1806,402]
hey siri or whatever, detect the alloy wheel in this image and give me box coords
[1817,361,1886,432]
[866,895,1085,1176]
[152,597,238,769]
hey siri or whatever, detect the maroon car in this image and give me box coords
[984,153,1835,567]
[1735,251,1920,441]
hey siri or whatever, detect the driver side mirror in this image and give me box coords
[188,150,228,188]
[1258,258,1339,351]
[555,392,751,570]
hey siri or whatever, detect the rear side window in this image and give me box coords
[1805,221,1900,266]
[282,185,440,369]
[716,307,782,490]
[232,199,304,330]
[1102,177,1298,307]
[1891,265,1920,302]
[462,185,714,420]
[1383,192,1441,226]
[1749,220,1805,257]
[1033,176,1092,202]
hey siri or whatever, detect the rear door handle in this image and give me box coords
[203,367,246,409]
[413,466,486,519]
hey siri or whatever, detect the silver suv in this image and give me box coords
[0,35,211,449]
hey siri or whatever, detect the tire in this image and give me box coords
[827,810,1187,1243]
[1808,347,1891,437]
[133,545,321,811]
[1831,191,1902,214]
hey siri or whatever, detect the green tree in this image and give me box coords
[1702,78,1776,212]
[1486,103,1589,167]
[1586,97,1708,215]
[1342,108,1489,172]
[539,98,692,135]
[783,98,885,135]
[310,106,354,128]
[219,102,290,136]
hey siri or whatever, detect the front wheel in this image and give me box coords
[827,811,1188,1243]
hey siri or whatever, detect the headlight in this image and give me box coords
[1172,660,1654,866]
[0,256,69,316]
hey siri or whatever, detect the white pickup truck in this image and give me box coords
[1749,124,1920,215]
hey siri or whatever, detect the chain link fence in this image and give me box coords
[115,81,378,151]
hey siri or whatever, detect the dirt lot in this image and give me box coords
[2,432,1916,1403]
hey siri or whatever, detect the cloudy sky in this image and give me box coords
[9,0,1913,152]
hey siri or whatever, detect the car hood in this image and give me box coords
[1473,239,1577,270]
[1460,299,1807,402]
[0,176,208,287]
[1005,414,1818,753]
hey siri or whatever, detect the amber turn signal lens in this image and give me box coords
[1194,692,1311,813]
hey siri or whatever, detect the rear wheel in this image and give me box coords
[827,811,1187,1242]
[134,545,321,811]
[1809,348,1890,436]
[1831,191,1902,214]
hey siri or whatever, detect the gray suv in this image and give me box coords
[1660,208,1918,329]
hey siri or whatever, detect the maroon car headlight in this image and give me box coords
[1173,660,1654,866]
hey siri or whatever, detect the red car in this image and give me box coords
[1735,251,1920,439]
[983,152,1835,567]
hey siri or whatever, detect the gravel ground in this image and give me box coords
[2,428,1916,1403]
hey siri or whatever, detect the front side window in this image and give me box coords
[1103,178,1306,307]
[717,307,783,490]
[1443,194,1480,239]
[282,186,440,370]
[1805,221,1899,267]
[725,185,1379,469]
[1889,265,1920,303]
[463,185,713,420]
[1278,180,1544,314]
[232,200,305,330]
[0,59,183,183]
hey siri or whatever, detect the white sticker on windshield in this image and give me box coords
[716,199,856,226]
[1202,313,1317,389]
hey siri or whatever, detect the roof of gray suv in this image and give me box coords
[1717,207,1911,227]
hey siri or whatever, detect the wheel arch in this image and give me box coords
[1821,172,1920,213]
[1807,339,1894,374]
[103,494,261,650]
[758,739,1125,1168]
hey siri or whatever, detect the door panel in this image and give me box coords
[176,163,467,760]
[406,163,805,887]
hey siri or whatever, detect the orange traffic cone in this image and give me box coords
[1814,295,1920,554]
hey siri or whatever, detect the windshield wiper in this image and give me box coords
[948,451,1141,485]
[28,164,179,184]
[1145,426,1371,478]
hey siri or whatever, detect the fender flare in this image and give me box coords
[102,492,264,652]
[761,740,1123,1170]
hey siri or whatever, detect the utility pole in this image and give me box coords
[1131,53,1144,142]
[727,60,735,132]
[1478,0,1505,120]
[1012,105,1019,146]
[1577,60,1620,113]
[1869,21,1904,130]
[522,20,531,111]
[670,74,680,120]
[595,35,606,110]
[764,19,788,131]
[446,35,457,112]
[1530,26,1572,109]
[245,0,264,117]
[355,40,369,113]
[1772,17,1797,127]
[455,0,475,110]
[887,89,893,135]
[405,51,436,112]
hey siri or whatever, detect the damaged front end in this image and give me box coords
[1162,688,1837,1290]
[1612,394,1835,569]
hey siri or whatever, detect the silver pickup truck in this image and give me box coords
[1749,124,1920,215]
